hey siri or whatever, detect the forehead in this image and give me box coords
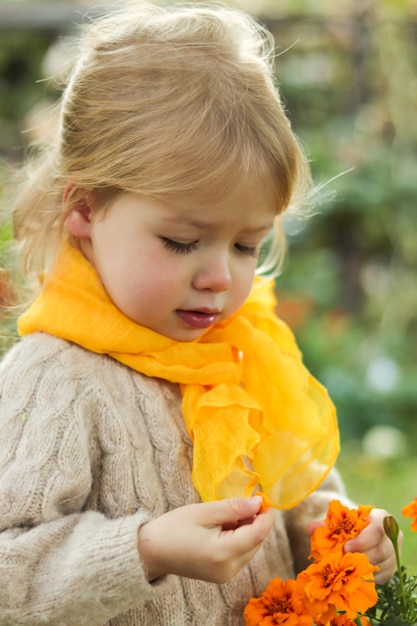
[158,211,275,235]
[163,170,279,217]
[153,179,277,236]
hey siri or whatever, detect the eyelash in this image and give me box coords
[161,238,198,255]
[161,238,258,258]
[235,243,258,258]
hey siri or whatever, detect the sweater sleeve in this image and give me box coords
[0,337,164,625]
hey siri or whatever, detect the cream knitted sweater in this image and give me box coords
[0,333,348,626]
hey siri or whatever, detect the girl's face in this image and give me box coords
[67,178,276,341]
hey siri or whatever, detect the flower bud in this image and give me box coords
[383,515,400,544]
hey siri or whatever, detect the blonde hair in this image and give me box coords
[11,1,312,280]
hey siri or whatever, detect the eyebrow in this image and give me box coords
[160,215,274,233]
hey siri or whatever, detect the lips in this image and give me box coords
[176,309,219,329]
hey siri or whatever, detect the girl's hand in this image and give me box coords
[137,496,274,583]
[344,507,403,584]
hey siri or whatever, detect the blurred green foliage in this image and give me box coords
[338,445,417,572]
[0,1,416,451]
[0,29,54,158]
[266,3,417,448]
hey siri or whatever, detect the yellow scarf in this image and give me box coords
[18,243,339,509]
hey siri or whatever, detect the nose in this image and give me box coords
[192,252,232,292]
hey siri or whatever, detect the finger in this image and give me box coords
[373,553,398,584]
[213,510,275,571]
[222,516,256,531]
[220,507,274,553]
[307,519,325,536]
[202,496,264,528]
[230,541,268,575]
[362,540,395,567]
[345,520,385,553]
[363,530,402,570]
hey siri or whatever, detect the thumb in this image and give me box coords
[204,496,263,526]
[307,519,325,536]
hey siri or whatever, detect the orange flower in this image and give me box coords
[402,497,417,532]
[317,614,371,625]
[244,578,313,625]
[297,551,378,624]
[255,491,272,513]
[310,500,373,560]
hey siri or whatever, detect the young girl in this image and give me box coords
[0,3,398,625]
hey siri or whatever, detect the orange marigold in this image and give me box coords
[310,500,373,560]
[402,497,417,532]
[317,614,371,626]
[244,578,313,626]
[255,491,272,513]
[297,551,378,624]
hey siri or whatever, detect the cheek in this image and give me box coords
[231,263,257,308]
[239,276,255,304]
[127,250,185,303]
[135,270,175,302]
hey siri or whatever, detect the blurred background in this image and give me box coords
[0,0,416,564]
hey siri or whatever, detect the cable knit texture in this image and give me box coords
[0,333,349,625]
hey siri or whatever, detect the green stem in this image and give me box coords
[392,538,407,614]
[383,516,407,617]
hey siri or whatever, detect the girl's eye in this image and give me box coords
[161,237,199,255]
[235,243,258,258]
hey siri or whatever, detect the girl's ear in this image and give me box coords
[65,193,93,240]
